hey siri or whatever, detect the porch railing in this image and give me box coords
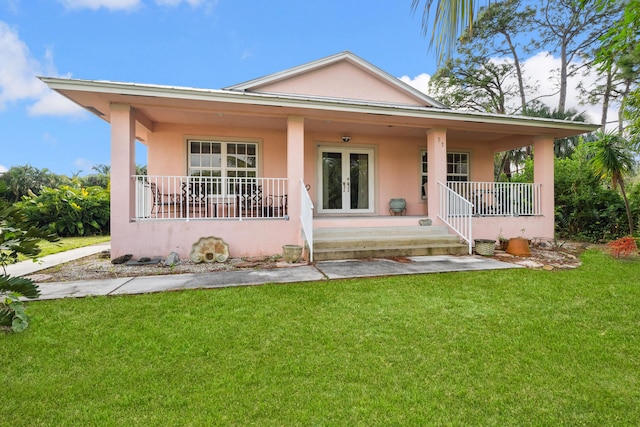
[438,181,473,254]
[133,175,288,220]
[300,180,314,262]
[446,181,542,217]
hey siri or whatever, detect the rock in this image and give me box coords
[190,236,230,263]
[517,260,544,268]
[543,265,554,271]
[165,252,180,266]
[125,256,163,266]
[111,254,132,265]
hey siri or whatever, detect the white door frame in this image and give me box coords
[317,145,375,214]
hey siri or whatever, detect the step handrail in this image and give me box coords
[300,180,314,262]
[438,181,473,254]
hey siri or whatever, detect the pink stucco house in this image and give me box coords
[43,52,597,261]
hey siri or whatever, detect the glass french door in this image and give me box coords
[318,147,374,214]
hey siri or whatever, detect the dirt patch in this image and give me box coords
[30,252,300,283]
[488,239,596,270]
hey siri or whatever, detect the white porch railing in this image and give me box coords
[438,181,473,254]
[133,175,288,220]
[446,181,542,217]
[300,180,314,262]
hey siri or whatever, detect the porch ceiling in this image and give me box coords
[43,77,599,146]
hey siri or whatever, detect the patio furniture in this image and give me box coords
[181,180,209,218]
[149,182,176,217]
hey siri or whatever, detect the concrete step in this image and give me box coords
[311,226,469,261]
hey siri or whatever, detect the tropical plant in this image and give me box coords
[411,0,484,63]
[589,130,637,235]
[17,184,110,237]
[1,203,58,332]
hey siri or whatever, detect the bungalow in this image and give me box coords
[42,51,598,261]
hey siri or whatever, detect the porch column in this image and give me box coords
[533,135,555,238]
[110,103,136,226]
[427,127,447,223]
[287,116,305,243]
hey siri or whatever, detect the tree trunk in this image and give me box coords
[619,180,634,236]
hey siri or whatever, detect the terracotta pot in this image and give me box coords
[506,237,531,257]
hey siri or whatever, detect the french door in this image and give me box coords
[318,147,374,214]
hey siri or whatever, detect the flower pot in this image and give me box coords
[282,244,303,263]
[506,237,531,257]
[474,239,496,256]
[389,198,407,215]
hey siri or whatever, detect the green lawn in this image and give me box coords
[3,250,639,426]
[17,235,110,261]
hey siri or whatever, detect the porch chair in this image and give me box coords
[181,180,209,218]
[149,182,175,218]
[235,181,266,218]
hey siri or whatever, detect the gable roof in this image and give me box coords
[224,51,448,109]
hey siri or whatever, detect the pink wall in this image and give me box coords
[110,118,553,259]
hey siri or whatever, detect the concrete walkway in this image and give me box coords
[6,243,521,301]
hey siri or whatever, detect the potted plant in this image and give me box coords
[497,229,509,251]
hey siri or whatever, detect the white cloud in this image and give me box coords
[28,90,85,116]
[0,20,85,117]
[58,0,141,11]
[0,21,44,109]
[399,73,432,96]
[401,52,616,127]
[0,164,8,174]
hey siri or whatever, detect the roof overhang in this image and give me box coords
[41,77,600,144]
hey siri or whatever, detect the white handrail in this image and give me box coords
[300,180,314,262]
[446,181,542,217]
[438,181,473,254]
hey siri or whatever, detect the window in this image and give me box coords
[421,151,469,198]
[188,140,258,194]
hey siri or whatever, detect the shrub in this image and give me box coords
[1,203,58,333]
[607,236,639,258]
[17,184,110,237]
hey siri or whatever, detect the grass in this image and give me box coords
[2,250,640,426]
[17,235,110,261]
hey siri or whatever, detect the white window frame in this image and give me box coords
[421,151,470,199]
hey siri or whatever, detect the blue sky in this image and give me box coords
[0,0,605,177]
[0,0,440,176]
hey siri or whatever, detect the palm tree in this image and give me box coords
[589,130,636,235]
[411,0,486,62]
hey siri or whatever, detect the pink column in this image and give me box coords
[426,127,447,222]
[287,116,305,242]
[533,135,555,239]
[110,104,136,242]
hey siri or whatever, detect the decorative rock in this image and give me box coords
[126,256,163,266]
[111,254,132,265]
[190,236,229,263]
[419,218,432,226]
[543,265,554,271]
[165,252,180,266]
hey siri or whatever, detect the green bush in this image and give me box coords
[1,203,58,332]
[17,184,110,237]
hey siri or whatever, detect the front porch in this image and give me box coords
[131,175,546,260]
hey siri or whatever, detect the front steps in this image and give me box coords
[312,225,469,261]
